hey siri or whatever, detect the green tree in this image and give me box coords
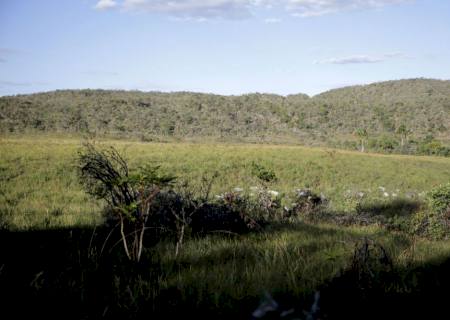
[396,124,411,149]
[354,128,368,152]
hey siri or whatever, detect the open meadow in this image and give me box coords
[1,135,450,319]
[2,135,450,229]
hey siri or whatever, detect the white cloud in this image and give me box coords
[95,0,118,10]
[264,17,282,23]
[316,55,384,64]
[93,0,411,19]
[383,52,411,58]
[122,0,253,19]
[82,70,120,76]
[315,52,408,64]
[287,0,410,18]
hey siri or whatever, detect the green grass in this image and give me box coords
[1,135,449,230]
[1,135,450,318]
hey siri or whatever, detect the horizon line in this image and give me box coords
[1,77,449,99]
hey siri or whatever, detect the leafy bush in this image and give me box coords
[251,162,277,183]
[78,142,176,262]
[288,189,327,222]
[411,184,450,239]
[428,183,450,213]
[368,135,399,153]
[417,137,450,157]
[215,188,281,226]
[410,210,449,240]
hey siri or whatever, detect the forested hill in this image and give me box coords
[1,78,449,153]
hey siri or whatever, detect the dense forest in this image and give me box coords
[1,78,449,154]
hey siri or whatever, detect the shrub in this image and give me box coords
[78,142,176,262]
[428,183,450,214]
[417,138,450,157]
[288,189,327,222]
[251,162,277,184]
[215,189,276,227]
[411,183,450,239]
[368,135,399,153]
[410,210,448,240]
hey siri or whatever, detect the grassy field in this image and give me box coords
[1,135,450,318]
[1,135,450,229]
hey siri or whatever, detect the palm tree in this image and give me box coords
[396,124,410,149]
[355,128,368,152]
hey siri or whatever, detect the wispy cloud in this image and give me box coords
[82,70,119,77]
[0,47,23,63]
[315,52,409,65]
[316,55,384,64]
[288,0,411,18]
[0,80,50,88]
[122,0,253,19]
[95,0,117,10]
[0,80,33,87]
[0,48,19,55]
[93,0,411,19]
[103,81,185,92]
[264,17,281,23]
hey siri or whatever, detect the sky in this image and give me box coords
[0,0,449,96]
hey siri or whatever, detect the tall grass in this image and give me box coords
[1,135,449,230]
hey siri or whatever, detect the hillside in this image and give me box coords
[1,78,449,153]
[310,79,450,139]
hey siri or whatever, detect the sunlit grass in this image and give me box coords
[1,135,450,229]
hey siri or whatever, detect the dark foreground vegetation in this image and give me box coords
[1,78,450,155]
[2,224,450,319]
[1,143,449,319]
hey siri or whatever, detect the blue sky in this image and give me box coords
[0,0,449,96]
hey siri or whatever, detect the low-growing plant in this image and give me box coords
[428,183,450,214]
[410,183,450,239]
[78,142,176,262]
[251,162,277,184]
[410,210,448,240]
[288,189,327,222]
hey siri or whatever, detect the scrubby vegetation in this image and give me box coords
[1,78,449,155]
[1,136,450,319]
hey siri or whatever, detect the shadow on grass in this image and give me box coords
[0,215,448,319]
[356,198,422,217]
[318,252,450,320]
